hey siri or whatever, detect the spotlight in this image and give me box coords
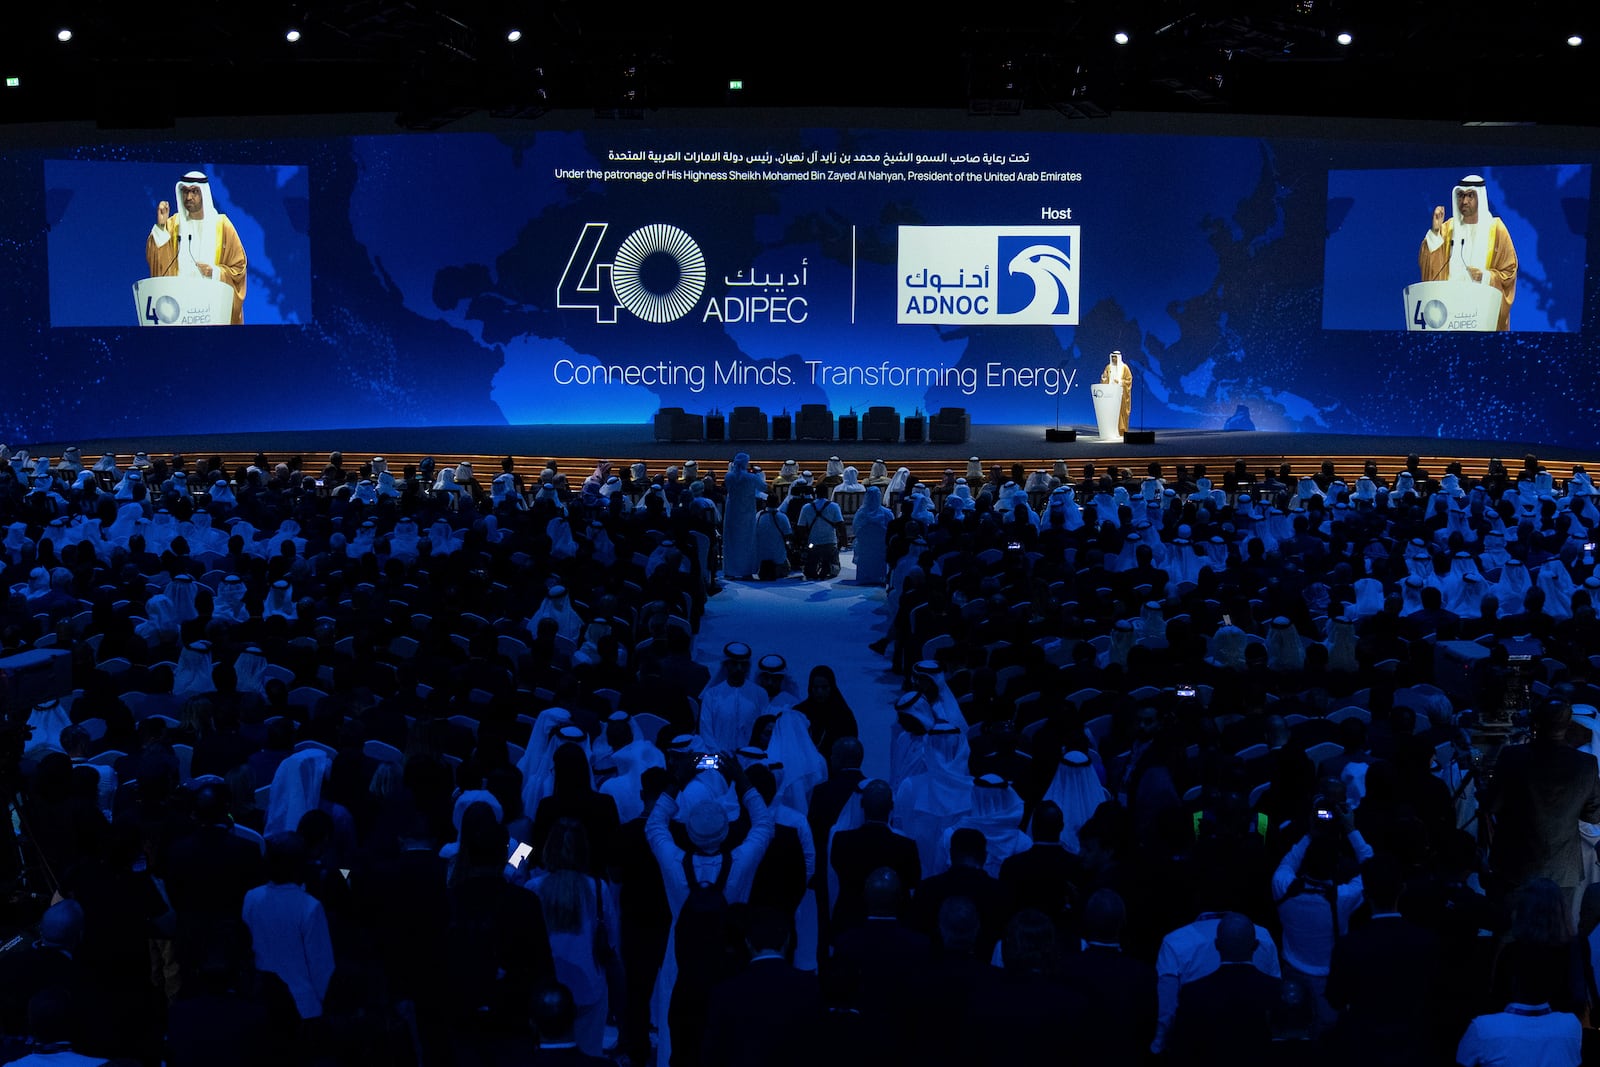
[285,28,302,42]
[1336,31,1352,45]
[1113,31,1129,45]
[57,28,73,43]
[1568,34,1583,46]
[506,29,523,42]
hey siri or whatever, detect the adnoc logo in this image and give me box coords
[558,222,708,323]
[898,225,1080,326]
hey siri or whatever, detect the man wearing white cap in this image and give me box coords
[146,170,249,324]
[698,642,769,753]
[1419,174,1519,331]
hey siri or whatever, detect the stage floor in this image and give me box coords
[22,423,1597,474]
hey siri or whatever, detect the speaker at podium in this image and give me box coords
[1401,280,1503,333]
[1090,383,1123,442]
[132,276,236,326]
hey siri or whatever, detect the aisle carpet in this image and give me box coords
[692,553,901,782]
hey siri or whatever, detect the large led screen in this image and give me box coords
[2,120,1595,447]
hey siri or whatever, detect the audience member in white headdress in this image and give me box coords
[1042,750,1110,851]
[2,523,32,566]
[136,594,184,647]
[1536,561,1575,620]
[173,640,215,699]
[887,467,911,499]
[1350,578,1386,618]
[938,775,1031,877]
[513,707,573,810]
[263,580,298,622]
[265,749,331,836]
[1324,616,1359,672]
[851,488,891,585]
[387,518,420,560]
[1494,558,1531,615]
[166,573,200,624]
[530,586,584,645]
[893,723,972,878]
[836,466,865,494]
[234,646,268,694]
[427,520,462,556]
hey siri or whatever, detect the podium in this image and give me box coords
[133,276,235,327]
[1401,280,1503,332]
[1090,383,1123,442]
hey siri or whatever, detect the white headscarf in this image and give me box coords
[1537,561,1575,620]
[942,774,1031,877]
[427,520,462,556]
[137,594,183,645]
[166,574,200,624]
[1042,750,1109,851]
[1351,577,1386,618]
[1494,558,1531,615]
[24,700,71,758]
[529,586,584,644]
[264,580,297,621]
[887,467,911,496]
[235,646,268,694]
[163,171,228,282]
[173,640,214,699]
[389,518,420,560]
[265,749,331,837]
[766,709,827,810]
[516,708,574,817]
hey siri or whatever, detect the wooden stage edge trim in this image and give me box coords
[20,422,1597,489]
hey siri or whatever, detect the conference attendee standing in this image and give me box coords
[1100,349,1134,437]
[1486,701,1600,908]
[721,453,765,580]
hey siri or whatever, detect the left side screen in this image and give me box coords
[45,159,312,327]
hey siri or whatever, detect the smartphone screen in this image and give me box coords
[508,841,534,870]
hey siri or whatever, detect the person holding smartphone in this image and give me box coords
[1270,797,1374,1034]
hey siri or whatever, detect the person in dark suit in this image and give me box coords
[702,907,821,1067]
[1486,700,1600,901]
[1057,889,1158,1067]
[1325,853,1441,1066]
[912,829,1010,956]
[829,779,921,931]
[532,982,611,1065]
[998,802,1077,932]
[828,866,931,1053]
[1167,912,1281,1067]
[906,896,1001,1067]
[608,767,672,1067]
[963,909,1090,1064]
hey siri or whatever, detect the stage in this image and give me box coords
[18,423,1597,488]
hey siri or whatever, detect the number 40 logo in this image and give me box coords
[557,222,708,324]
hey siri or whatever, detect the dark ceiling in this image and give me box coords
[0,0,1592,129]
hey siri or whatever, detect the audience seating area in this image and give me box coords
[1,443,1598,1065]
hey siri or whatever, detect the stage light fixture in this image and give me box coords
[1336,31,1352,45]
[1567,34,1583,46]
[285,28,302,43]
[1113,31,1130,45]
[57,28,73,43]
[506,29,523,42]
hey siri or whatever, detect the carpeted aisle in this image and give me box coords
[693,555,902,782]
